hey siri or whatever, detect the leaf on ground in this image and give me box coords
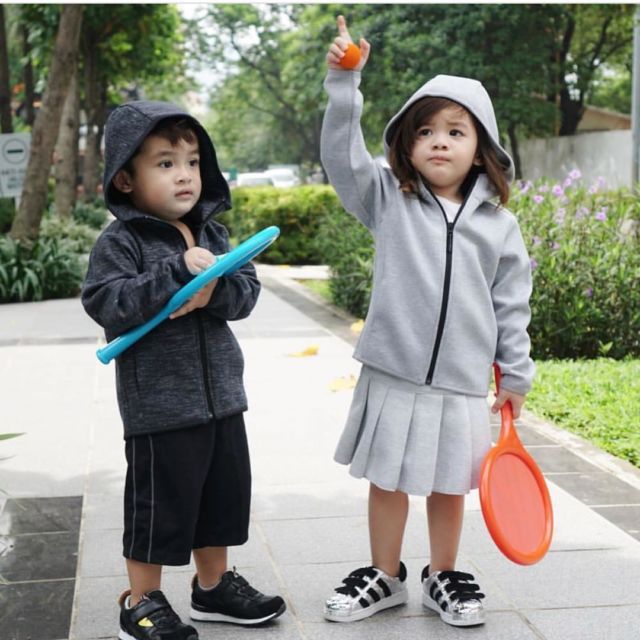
[350,319,365,335]
[329,374,357,392]
[288,345,319,357]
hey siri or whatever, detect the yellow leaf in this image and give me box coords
[288,345,319,357]
[350,319,365,335]
[329,374,357,392]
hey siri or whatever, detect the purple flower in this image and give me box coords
[588,185,598,194]
[519,180,532,194]
[532,236,542,246]
[530,258,538,270]
[539,184,549,193]
[563,178,572,188]
[555,208,566,223]
[533,195,544,204]
[597,176,606,186]
[569,169,582,180]
[551,242,560,250]
[585,287,593,297]
[576,207,589,220]
[595,209,607,221]
[552,184,564,196]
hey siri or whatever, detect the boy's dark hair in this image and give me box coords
[388,97,510,205]
[120,117,199,177]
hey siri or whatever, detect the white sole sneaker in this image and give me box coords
[324,588,409,623]
[422,591,484,626]
[189,602,286,625]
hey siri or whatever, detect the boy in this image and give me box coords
[82,101,285,640]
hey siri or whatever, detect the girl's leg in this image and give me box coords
[126,559,162,605]
[426,492,465,572]
[369,483,409,577]
[193,546,228,587]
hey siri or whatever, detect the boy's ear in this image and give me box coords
[113,169,134,193]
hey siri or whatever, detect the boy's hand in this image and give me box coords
[184,247,215,275]
[169,280,218,319]
[491,389,526,419]
[327,15,370,71]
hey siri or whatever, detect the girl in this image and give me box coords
[320,16,535,628]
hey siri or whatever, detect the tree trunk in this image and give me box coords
[21,24,35,127]
[507,123,522,180]
[558,88,585,136]
[10,5,84,244]
[0,6,13,133]
[81,31,103,202]
[54,66,80,219]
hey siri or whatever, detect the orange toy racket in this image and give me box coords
[479,363,553,565]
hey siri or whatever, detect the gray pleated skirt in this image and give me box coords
[334,366,492,496]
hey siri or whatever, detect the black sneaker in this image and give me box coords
[118,590,198,640]
[421,565,485,627]
[190,569,286,625]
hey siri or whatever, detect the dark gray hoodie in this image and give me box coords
[82,101,260,437]
[321,71,534,396]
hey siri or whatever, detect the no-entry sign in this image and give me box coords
[0,133,31,198]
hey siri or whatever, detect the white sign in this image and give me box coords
[0,133,31,198]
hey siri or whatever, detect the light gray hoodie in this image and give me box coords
[321,70,535,396]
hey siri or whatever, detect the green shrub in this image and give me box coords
[40,216,99,255]
[222,186,338,264]
[0,199,15,233]
[73,198,109,230]
[0,236,83,302]
[513,174,640,359]
[313,203,373,318]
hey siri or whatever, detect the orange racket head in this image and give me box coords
[479,364,553,565]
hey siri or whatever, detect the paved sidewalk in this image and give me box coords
[1,266,639,640]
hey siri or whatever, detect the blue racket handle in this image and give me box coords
[96,226,280,364]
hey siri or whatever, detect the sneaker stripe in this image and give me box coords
[367,588,381,603]
[358,597,370,608]
[377,578,391,598]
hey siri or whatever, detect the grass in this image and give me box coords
[527,359,640,468]
[298,279,332,303]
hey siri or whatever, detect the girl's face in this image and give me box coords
[409,106,482,202]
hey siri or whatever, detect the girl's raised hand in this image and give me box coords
[326,15,370,71]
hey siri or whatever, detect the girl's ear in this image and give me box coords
[113,169,134,193]
[473,152,484,167]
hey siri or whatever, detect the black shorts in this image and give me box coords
[123,414,251,566]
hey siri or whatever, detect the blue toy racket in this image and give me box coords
[96,226,280,364]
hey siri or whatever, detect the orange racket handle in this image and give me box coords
[493,363,517,445]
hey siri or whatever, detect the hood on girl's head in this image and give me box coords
[382,75,514,184]
[103,100,231,223]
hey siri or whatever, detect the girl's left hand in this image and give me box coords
[491,388,526,419]
[169,280,218,319]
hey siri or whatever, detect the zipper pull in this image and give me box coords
[446,223,454,254]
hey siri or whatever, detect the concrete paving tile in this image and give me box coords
[525,605,640,640]
[302,610,539,640]
[548,471,640,506]
[592,505,640,541]
[472,548,640,609]
[529,446,601,473]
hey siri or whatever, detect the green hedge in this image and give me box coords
[221,186,339,264]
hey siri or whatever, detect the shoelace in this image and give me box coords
[436,571,485,602]
[335,566,379,597]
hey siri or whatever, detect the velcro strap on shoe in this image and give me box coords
[129,599,168,624]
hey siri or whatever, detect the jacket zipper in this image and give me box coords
[156,218,217,419]
[424,182,476,385]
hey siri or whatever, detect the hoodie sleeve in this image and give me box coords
[492,218,536,395]
[321,69,384,231]
[203,225,261,321]
[81,226,193,336]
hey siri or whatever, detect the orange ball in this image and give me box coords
[339,43,361,70]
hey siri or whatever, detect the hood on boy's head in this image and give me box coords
[382,75,514,184]
[103,100,231,222]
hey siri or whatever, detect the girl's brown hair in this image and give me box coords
[387,97,510,205]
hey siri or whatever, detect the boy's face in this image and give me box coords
[113,134,202,221]
[409,105,482,202]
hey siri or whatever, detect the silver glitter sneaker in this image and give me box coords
[324,562,408,623]
[421,565,485,627]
